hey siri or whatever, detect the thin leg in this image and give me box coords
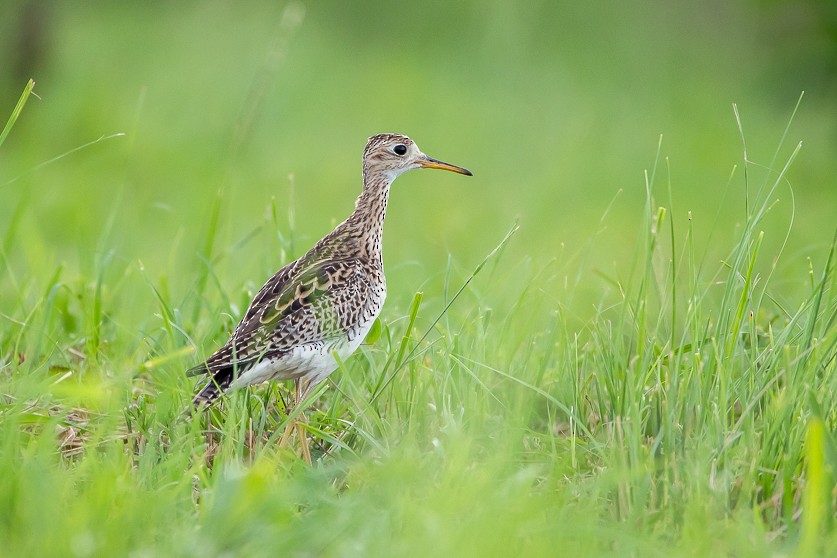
[278,421,295,447]
[278,380,298,447]
[278,379,312,464]
[296,420,312,464]
[295,379,312,464]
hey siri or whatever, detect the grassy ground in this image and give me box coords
[1,2,836,556]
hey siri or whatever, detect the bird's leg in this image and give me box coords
[278,379,298,448]
[295,379,312,464]
[277,378,312,464]
[278,418,295,448]
[296,421,312,464]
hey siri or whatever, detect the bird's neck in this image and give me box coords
[349,167,393,261]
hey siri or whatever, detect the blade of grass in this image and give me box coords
[2,133,126,188]
[0,79,35,149]
[798,417,829,557]
[369,222,519,404]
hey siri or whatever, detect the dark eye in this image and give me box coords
[393,144,407,156]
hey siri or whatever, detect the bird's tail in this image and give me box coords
[192,368,234,407]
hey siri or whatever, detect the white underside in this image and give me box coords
[227,315,377,390]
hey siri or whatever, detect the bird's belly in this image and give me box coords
[342,310,379,355]
[228,299,383,390]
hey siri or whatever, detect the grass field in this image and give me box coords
[1,2,836,556]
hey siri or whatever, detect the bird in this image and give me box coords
[188,133,471,455]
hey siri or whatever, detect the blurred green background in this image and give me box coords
[2,2,837,555]
[1,0,835,328]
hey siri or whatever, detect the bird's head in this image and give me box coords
[362,133,472,182]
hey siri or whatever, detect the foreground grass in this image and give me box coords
[2,92,837,556]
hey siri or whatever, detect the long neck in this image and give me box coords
[349,166,393,261]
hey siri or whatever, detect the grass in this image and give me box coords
[2,2,837,554]
[1,74,836,556]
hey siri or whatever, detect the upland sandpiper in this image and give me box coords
[188,133,471,457]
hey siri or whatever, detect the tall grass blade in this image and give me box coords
[0,79,35,149]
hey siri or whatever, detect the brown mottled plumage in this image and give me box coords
[190,133,471,406]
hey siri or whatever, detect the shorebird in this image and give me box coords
[188,133,471,457]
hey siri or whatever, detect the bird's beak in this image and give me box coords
[418,155,473,176]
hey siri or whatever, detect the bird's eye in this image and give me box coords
[393,144,407,156]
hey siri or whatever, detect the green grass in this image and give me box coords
[2,2,837,556]
[2,87,836,555]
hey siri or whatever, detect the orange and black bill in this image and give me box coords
[419,156,473,176]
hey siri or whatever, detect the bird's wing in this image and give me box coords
[185,258,298,376]
[187,256,366,376]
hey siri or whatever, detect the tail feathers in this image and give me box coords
[192,368,235,407]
